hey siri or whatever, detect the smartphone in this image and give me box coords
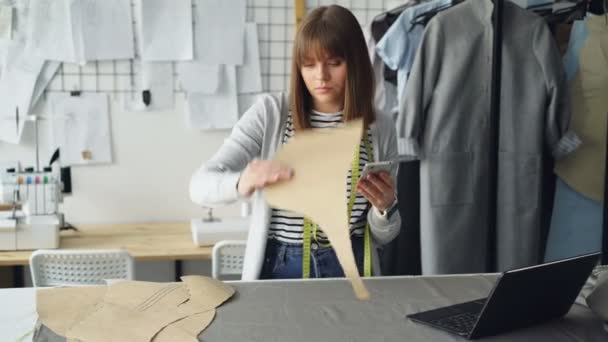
[360,161,394,180]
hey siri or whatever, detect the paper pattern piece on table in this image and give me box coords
[66,301,184,342]
[193,0,246,65]
[153,310,216,342]
[138,0,193,61]
[264,119,371,300]
[179,275,235,310]
[102,282,190,311]
[36,286,107,336]
[36,276,234,342]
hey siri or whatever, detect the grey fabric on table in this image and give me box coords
[35,275,607,342]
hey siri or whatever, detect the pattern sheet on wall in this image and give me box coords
[44,0,390,96]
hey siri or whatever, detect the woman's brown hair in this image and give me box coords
[289,5,376,130]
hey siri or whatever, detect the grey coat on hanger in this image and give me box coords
[399,0,579,274]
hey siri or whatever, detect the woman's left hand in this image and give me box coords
[356,171,396,212]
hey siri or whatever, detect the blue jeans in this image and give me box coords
[545,178,603,262]
[260,237,365,279]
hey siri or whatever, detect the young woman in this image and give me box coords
[190,5,401,280]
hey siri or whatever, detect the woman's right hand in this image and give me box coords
[237,159,294,197]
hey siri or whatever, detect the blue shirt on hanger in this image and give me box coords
[375,0,453,112]
[563,19,589,81]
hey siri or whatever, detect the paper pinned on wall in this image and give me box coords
[0,40,44,144]
[126,62,174,112]
[237,23,263,94]
[26,0,76,63]
[29,61,61,113]
[0,41,6,77]
[176,62,221,94]
[193,0,246,66]
[27,0,134,64]
[12,0,32,42]
[141,62,174,111]
[0,97,25,146]
[139,0,193,61]
[0,5,12,40]
[50,93,113,166]
[187,65,239,130]
[77,0,135,62]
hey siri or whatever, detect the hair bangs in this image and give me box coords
[295,21,346,67]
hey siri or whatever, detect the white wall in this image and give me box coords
[1,93,243,223]
[1,94,250,281]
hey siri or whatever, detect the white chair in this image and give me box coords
[29,249,135,287]
[212,240,246,280]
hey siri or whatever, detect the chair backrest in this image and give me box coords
[29,249,135,287]
[212,240,246,280]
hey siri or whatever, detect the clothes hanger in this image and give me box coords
[408,1,461,30]
[372,0,421,24]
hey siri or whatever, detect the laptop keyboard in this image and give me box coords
[431,312,480,335]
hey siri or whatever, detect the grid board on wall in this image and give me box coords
[45,0,389,95]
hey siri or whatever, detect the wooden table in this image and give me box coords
[0,222,213,286]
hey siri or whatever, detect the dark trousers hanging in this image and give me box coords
[380,161,422,276]
[379,156,554,276]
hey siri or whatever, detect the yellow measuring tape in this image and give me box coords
[302,135,373,278]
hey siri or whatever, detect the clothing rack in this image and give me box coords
[394,0,504,272]
[487,0,598,269]
[487,0,503,272]
[603,109,608,264]
[377,0,598,272]
[592,0,608,269]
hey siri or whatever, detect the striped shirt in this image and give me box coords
[268,110,373,244]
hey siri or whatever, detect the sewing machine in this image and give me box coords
[191,206,250,246]
[0,114,64,250]
[0,167,63,250]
